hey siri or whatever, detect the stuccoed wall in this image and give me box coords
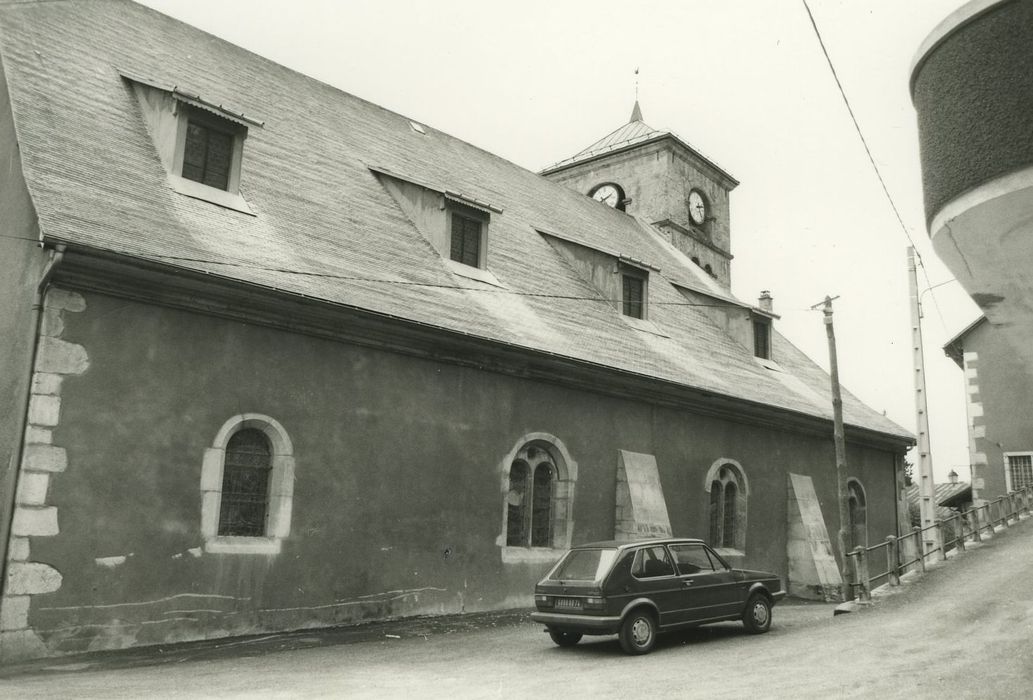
[18,289,900,655]
[959,321,1033,499]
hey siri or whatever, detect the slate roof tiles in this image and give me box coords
[0,0,910,442]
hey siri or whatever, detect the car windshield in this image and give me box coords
[547,548,618,583]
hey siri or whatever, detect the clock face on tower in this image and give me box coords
[688,189,707,225]
[590,183,624,209]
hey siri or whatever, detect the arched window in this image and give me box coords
[722,481,738,549]
[500,434,577,559]
[708,484,721,545]
[201,414,295,554]
[506,461,530,546]
[704,459,749,553]
[847,479,867,551]
[531,463,554,546]
[219,429,272,537]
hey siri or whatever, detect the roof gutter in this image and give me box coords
[0,244,65,605]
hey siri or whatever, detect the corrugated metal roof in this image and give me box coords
[0,0,910,442]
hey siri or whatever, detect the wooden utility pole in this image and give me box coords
[907,247,941,557]
[818,295,852,599]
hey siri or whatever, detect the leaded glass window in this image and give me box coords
[506,444,559,548]
[531,463,554,547]
[183,120,234,190]
[708,482,722,546]
[218,429,271,537]
[722,482,737,548]
[506,461,529,546]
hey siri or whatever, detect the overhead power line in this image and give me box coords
[800,0,949,332]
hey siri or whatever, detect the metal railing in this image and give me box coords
[846,484,1033,602]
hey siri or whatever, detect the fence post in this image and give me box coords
[968,508,981,543]
[1001,498,1010,528]
[955,514,966,552]
[935,520,947,561]
[851,546,870,602]
[886,535,900,585]
[913,526,926,573]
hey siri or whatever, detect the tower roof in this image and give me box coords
[540,102,738,187]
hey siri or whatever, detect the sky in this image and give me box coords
[140,0,978,481]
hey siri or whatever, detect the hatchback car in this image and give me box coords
[531,537,786,654]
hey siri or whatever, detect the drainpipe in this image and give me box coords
[0,244,65,606]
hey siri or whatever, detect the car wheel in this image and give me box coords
[548,629,583,647]
[619,609,657,655]
[742,593,772,634]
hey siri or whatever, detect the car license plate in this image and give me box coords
[555,597,581,609]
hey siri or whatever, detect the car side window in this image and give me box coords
[631,546,675,578]
[669,544,717,575]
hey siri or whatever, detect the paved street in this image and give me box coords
[3,519,1033,699]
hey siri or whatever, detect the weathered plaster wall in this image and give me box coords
[15,290,902,657]
[958,321,1033,500]
[0,289,88,661]
[0,51,48,634]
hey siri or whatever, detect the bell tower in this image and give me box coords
[541,102,739,285]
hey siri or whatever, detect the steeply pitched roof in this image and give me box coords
[0,0,910,442]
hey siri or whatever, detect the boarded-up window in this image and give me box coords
[182,121,234,190]
[450,212,482,267]
[219,429,271,536]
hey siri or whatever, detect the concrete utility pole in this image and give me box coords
[907,247,941,557]
[817,295,852,598]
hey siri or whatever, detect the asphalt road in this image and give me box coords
[3,518,1033,699]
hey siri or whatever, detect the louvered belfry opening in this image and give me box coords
[219,428,272,536]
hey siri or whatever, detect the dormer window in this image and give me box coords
[182,119,235,190]
[448,203,488,269]
[621,266,647,319]
[121,71,261,214]
[753,318,771,359]
[174,107,246,195]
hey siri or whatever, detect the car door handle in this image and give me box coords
[683,579,694,586]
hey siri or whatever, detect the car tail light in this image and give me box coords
[584,596,605,610]
[534,594,552,607]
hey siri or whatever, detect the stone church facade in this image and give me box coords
[0,1,910,660]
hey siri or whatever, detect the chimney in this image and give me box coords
[948,469,959,484]
[758,290,773,313]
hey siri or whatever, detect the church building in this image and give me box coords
[0,1,910,660]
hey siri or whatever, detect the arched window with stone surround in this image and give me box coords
[500,434,577,559]
[847,478,868,551]
[201,414,295,555]
[219,428,273,537]
[704,459,749,554]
